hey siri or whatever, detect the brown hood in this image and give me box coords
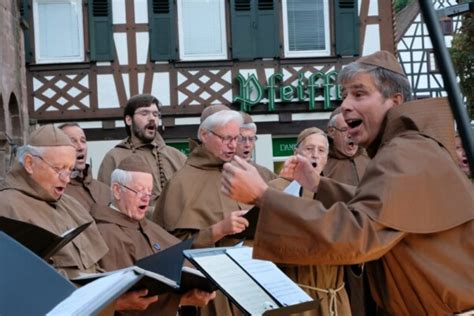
[328,144,366,160]
[368,98,457,163]
[186,142,225,170]
[115,133,167,152]
[2,161,59,204]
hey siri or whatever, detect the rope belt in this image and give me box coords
[298,282,345,316]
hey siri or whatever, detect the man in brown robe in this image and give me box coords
[154,107,250,316]
[94,155,215,315]
[98,94,186,217]
[221,51,474,315]
[236,112,277,183]
[269,127,351,316]
[324,109,373,316]
[60,123,111,211]
[0,125,157,312]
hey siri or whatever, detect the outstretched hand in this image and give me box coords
[280,155,321,192]
[221,156,268,204]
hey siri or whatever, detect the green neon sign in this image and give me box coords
[234,71,341,112]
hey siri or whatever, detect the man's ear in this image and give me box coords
[392,93,404,106]
[125,115,133,127]
[112,183,122,201]
[327,127,335,138]
[23,154,35,175]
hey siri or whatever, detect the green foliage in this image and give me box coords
[394,0,413,13]
[450,13,474,120]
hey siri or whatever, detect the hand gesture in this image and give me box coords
[180,289,216,307]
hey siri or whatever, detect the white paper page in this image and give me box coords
[226,247,313,306]
[48,269,140,315]
[193,254,278,315]
[283,180,301,197]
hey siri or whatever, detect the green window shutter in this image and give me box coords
[230,0,255,60]
[256,0,279,58]
[88,0,114,61]
[20,0,32,64]
[149,0,176,61]
[335,0,359,56]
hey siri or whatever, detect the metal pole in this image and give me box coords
[418,1,474,179]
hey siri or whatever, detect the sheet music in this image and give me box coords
[283,180,301,197]
[226,247,313,306]
[193,254,279,315]
[48,269,140,315]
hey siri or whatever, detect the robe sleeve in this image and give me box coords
[252,188,407,266]
[171,228,215,248]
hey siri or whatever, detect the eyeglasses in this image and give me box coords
[134,110,160,118]
[332,126,349,133]
[208,130,239,145]
[119,183,152,199]
[32,155,77,180]
[238,135,258,143]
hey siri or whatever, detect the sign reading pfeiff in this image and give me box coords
[234,71,341,112]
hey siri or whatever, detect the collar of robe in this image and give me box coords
[186,142,226,170]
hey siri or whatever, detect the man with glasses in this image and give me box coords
[60,123,111,212]
[324,107,370,186]
[153,105,250,316]
[0,125,167,312]
[98,94,186,218]
[93,155,216,315]
[236,112,276,183]
[324,108,373,316]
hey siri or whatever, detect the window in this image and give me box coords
[177,0,227,61]
[33,0,84,63]
[282,0,330,58]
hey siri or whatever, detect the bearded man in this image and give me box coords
[98,94,186,217]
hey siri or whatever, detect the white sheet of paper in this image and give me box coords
[48,269,140,315]
[283,180,301,197]
[226,247,313,306]
[193,253,279,315]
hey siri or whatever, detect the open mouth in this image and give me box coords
[138,205,148,211]
[145,124,156,132]
[346,119,362,129]
[311,162,317,168]
[243,151,250,156]
[76,154,85,161]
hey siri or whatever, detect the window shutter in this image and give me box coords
[335,0,359,56]
[20,0,33,63]
[88,0,114,61]
[256,0,279,58]
[149,0,176,61]
[230,0,255,60]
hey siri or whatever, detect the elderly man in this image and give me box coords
[236,112,276,182]
[154,106,250,316]
[222,51,474,314]
[59,123,111,211]
[0,125,157,312]
[92,155,215,315]
[324,108,373,316]
[269,127,350,316]
[324,108,370,186]
[98,94,186,216]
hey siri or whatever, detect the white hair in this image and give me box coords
[110,168,132,202]
[16,145,45,166]
[198,110,243,140]
[327,114,340,129]
[241,122,257,132]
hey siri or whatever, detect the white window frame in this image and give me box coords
[33,0,85,64]
[282,0,331,58]
[177,0,227,61]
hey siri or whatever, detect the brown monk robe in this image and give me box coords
[0,125,108,279]
[98,133,186,210]
[65,163,111,211]
[269,178,350,316]
[250,99,474,314]
[323,147,369,186]
[92,204,182,316]
[154,140,250,316]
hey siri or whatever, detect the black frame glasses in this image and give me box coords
[208,130,240,145]
[119,183,152,199]
[32,155,77,180]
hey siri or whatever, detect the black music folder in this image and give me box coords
[73,238,216,296]
[184,246,319,315]
[231,206,260,240]
[0,216,91,259]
